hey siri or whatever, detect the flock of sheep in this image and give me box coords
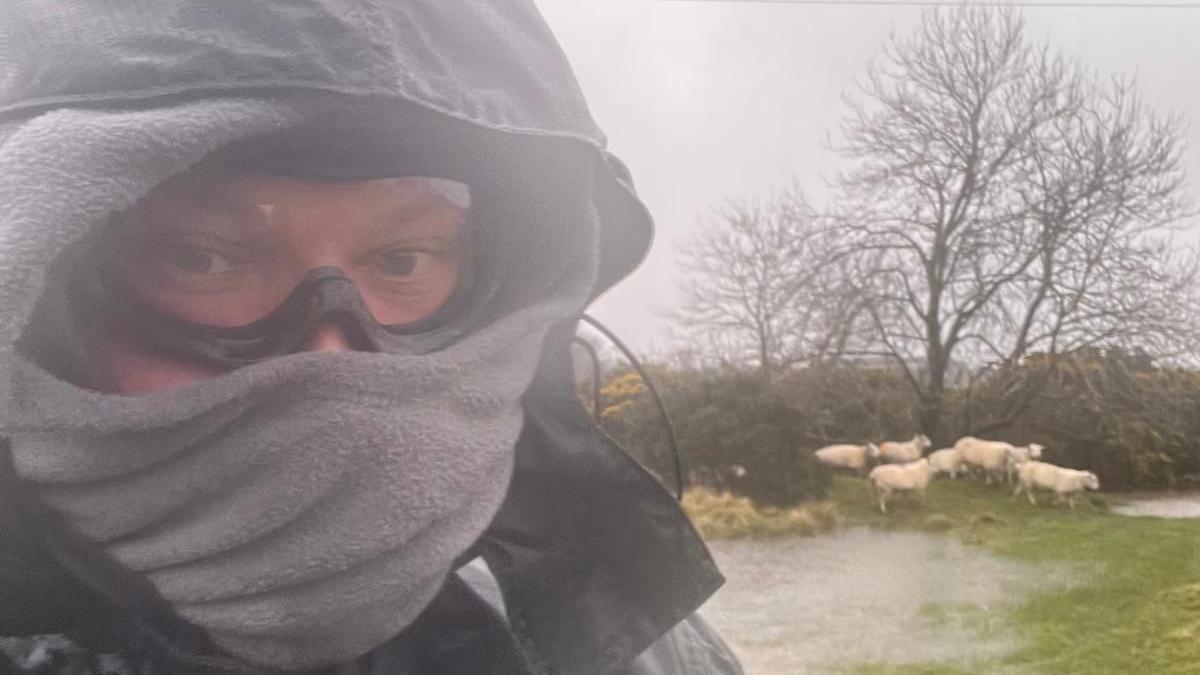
[814,435,1102,513]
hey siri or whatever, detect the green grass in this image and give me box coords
[833,664,980,675]
[829,476,1200,674]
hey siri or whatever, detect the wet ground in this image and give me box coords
[699,528,1078,675]
[1111,493,1200,518]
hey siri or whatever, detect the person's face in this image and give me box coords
[88,171,469,394]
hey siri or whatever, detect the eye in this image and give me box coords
[374,249,425,278]
[160,243,235,277]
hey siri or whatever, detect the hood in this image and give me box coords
[0,0,656,413]
[0,3,722,673]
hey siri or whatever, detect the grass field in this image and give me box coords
[826,476,1200,674]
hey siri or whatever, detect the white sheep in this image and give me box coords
[1012,460,1100,508]
[955,437,1022,482]
[876,434,932,464]
[868,458,935,513]
[1004,443,1045,484]
[814,443,880,476]
[927,447,965,479]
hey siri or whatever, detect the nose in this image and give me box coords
[302,322,354,353]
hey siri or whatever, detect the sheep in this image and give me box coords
[1013,460,1100,508]
[868,458,935,513]
[876,434,932,464]
[927,447,965,479]
[1004,443,1045,484]
[955,437,1022,482]
[814,443,880,476]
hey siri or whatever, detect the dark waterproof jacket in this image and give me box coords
[0,2,740,674]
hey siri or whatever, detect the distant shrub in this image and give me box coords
[597,346,1200,498]
[774,364,918,443]
[600,368,835,506]
[962,348,1200,490]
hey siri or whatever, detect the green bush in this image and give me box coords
[774,363,919,444]
[596,347,1200,498]
[961,348,1200,491]
[599,366,913,506]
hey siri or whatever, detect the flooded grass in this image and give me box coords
[1111,492,1200,518]
[695,477,1200,672]
[828,476,1200,674]
[702,528,1061,674]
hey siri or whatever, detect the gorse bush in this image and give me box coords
[598,347,1200,497]
[966,348,1200,490]
[773,364,918,444]
[600,368,839,506]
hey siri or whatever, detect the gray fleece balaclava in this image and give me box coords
[0,98,598,669]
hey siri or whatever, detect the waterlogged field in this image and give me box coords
[696,477,1200,674]
[701,528,1075,674]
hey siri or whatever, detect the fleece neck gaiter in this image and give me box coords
[5,299,568,670]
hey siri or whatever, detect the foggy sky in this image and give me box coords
[533,0,1200,353]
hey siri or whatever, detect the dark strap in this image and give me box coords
[476,323,725,675]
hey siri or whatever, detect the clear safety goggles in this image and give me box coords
[73,177,497,368]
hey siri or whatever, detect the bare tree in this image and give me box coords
[675,188,849,382]
[831,7,1197,440]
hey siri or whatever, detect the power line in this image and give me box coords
[652,0,1200,8]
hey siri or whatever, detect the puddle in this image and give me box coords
[699,528,1076,675]
[1112,494,1200,519]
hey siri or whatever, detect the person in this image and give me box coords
[0,2,742,674]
